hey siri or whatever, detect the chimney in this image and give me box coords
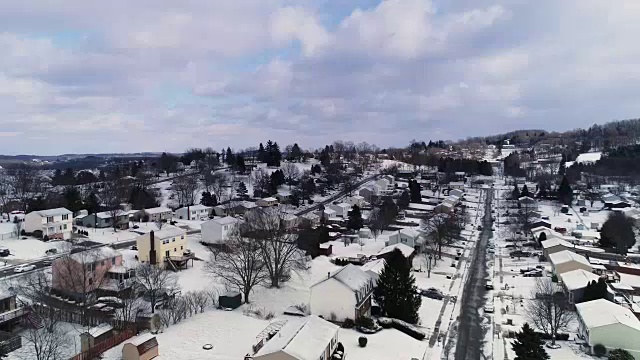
[149,230,156,265]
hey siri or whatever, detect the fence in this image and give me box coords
[0,231,15,240]
[69,328,135,360]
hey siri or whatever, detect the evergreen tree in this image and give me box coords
[236,182,248,198]
[512,183,521,200]
[85,192,100,214]
[258,143,267,163]
[63,186,84,213]
[200,191,217,207]
[398,191,411,209]
[558,175,573,205]
[512,323,549,360]
[409,179,422,202]
[234,155,246,174]
[373,249,421,324]
[600,212,635,254]
[347,205,364,231]
[521,184,531,198]
[608,349,634,360]
[225,147,234,165]
[290,143,303,162]
[538,232,547,245]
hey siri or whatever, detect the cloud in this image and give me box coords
[2,0,640,154]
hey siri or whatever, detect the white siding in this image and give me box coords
[310,279,355,322]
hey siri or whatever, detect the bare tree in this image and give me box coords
[204,227,267,303]
[0,171,11,215]
[241,208,305,288]
[209,172,228,200]
[14,220,23,238]
[134,263,178,314]
[368,208,384,239]
[101,178,129,232]
[281,163,300,189]
[115,289,145,326]
[20,316,72,360]
[7,164,41,211]
[420,213,457,260]
[513,202,537,237]
[155,219,165,230]
[341,174,357,196]
[526,277,574,346]
[172,173,200,206]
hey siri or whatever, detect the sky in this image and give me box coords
[2,1,640,155]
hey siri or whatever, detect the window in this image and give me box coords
[172,238,175,242]
[223,225,228,231]
[180,246,183,250]
[48,227,54,233]
[162,239,169,244]
[63,224,67,230]
[62,214,69,220]
[46,216,53,223]
[181,235,184,240]
[112,258,116,265]
[174,248,177,252]
[88,278,93,285]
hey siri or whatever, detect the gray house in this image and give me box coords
[78,211,130,229]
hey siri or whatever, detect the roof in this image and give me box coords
[212,216,239,226]
[95,210,128,219]
[312,264,373,296]
[87,323,113,338]
[575,152,602,164]
[361,259,386,275]
[399,227,421,239]
[70,247,121,264]
[541,238,573,249]
[377,243,416,258]
[125,332,158,355]
[560,269,601,291]
[144,207,172,214]
[261,197,277,202]
[255,316,338,359]
[549,250,591,268]
[178,204,210,212]
[576,299,640,331]
[127,332,157,346]
[150,227,186,239]
[30,207,72,217]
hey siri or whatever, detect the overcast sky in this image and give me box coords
[2,0,640,155]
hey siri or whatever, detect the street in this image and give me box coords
[454,188,493,360]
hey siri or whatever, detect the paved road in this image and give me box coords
[0,172,380,279]
[454,188,493,360]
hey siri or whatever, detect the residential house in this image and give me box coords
[24,207,73,240]
[603,194,631,209]
[560,269,602,304]
[359,185,380,202]
[345,195,366,208]
[140,207,172,222]
[281,213,299,229]
[201,216,240,244]
[361,259,386,286]
[300,212,320,227]
[275,190,291,204]
[122,333,159,360]
[52,247,123,300]
[256,197,278,207]
[310,265,374,322]
[529,220,552,230]
[542,238,575,258]
[212,205,227,217]
[322,208,337,220]
[174,204,211,220]
[376,243,416,265]
[576,299,640,358]
[375,178,393,195]
[434,202,454,214]
[253,316,340,360]
[448,182,465,190]
[78,211,130,229]
[136,227,189,269]
[387,228,422,249]
[328,203,351,218]
[549,250,593,275]
[0,290,28,334]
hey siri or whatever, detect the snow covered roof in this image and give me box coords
[87,323,113,338]
[575,152,602,164]
[239,201,257,209]
[323,208,336,215]
[549,250,591,268]
[212,216,239,226]
[560,269,600,291]
[70,247,121,264]
[261,197,277,202]
[127,332,157,347]
[151,227,186,239]
[399,227,421,239]
[277,190,291,197]
[144,206,172,214]
[312,264,373,297]
[576,299,640,331]
[302,212,319,220]
[541,238,573,249]
[177,204,210,211]
[95,210,128,219]
[31,207,72,217]
[361,259,386,275]
[377,243,416,258]
[255,316,338,359]
[335,202,351,209]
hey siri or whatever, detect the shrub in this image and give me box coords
[358,336,367,347]
[342,318,355,328]
[377,317,393,329]
[390,318,426,340]
[20,230,26,236]
[33,230,43,238]
[355,316,375,329]
[336,342,344,353]
[535,332,570,341]
[43,235,49,241]
[608,348,634,360]
[594,344,607,357]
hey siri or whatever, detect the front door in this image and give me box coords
[165,250,170,258]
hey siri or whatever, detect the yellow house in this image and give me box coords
[136,227,188,269]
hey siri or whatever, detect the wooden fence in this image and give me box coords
[69,328,135,360]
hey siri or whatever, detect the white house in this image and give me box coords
[448,181,465,190]
[328,203,351,218]
[387,228,422,249]
[200,216,239,244]
[375,178,392,194]
[549,250,593,275]
[345,195,366,207]
[560,269,601,304]
[253,316,339,360]
[310,264,374,322]
[174,205,211,220]
[300,212,320,227]
[359,185,380,202]
[576,299,640,358]
[140,207,172,222]
[256,197,278,207]
[322,208,337,220]
[24,208,73,240]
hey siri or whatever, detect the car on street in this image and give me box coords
[510,250,531,258]
[523,270,543,277]
[520,267,536,274]
[14,264,36,273]
[485,280,494,290]
[421,288,444,300]
[0,248,9,257]
[484,304,495,313]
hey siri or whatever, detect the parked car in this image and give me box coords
[510,250,531,258]
[520,267,536,274]
[523,270,543,277]
[45,248,57,255]
[421,288,444,300]
[0,248,9,257]
[488,248,495,254]
[484,304,495,313]
[14,264,36,273]
[130,245,138,250]
[485,280,494,290]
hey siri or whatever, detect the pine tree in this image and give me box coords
[409,180,422,202]
[225,147,234,165]
[600,212,635,254]
[258,143,267,163]
[512,323,549,360]
[200,191,217,206]
[558,175,572,205]
[538,232,547,245]
[347,205,364,231]
[398,190,411,209]
[84,192,100,214]
[236,182,248,198]
[512,183,521,200]
[608,349,634,360]
[521,184,531,198]
[290,143,302,162]
[373,249,421,324]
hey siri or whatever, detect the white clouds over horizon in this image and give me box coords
[1,1,640,154]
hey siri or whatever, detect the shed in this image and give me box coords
[219,292,242,310]
[80,324,113,352]
[318,243,332,256]
[122,333,159,360]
